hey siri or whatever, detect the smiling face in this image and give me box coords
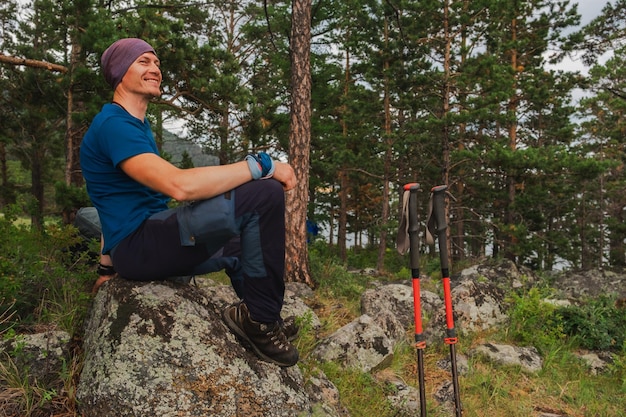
[117,52,162,99]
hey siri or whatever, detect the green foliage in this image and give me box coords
[0,0,623,270]
[557,296,626,351]
[423,255,444,278]
[505,287,566,353]
[318,362,394,416]
[0,207,93,334]
[0,339,68,416]
[178,150,194,169]
[506,288,626,354]
[292,310,318,357]
[54,182,91,213]
[309,242,369,302]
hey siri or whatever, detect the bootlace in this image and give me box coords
[267,324,289,350]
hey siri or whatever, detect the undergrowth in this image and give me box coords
[1,217,626,416]
[0,208,93,416]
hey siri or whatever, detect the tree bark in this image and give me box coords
[0,142,11,206]
[376,21,391,272]
[505,14,519,263]
[65,40,86,191]
[0,53,67,73]
[338,169,348,261]
[31,145,45,231]
[285,0,313,286]
[441,0,453,264]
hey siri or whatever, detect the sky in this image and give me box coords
[556,0,613,74]
[577,0,611,26]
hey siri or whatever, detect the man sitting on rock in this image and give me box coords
[80,37,298,367]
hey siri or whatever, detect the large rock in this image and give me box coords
[552,268,626,299]
[311,313,402,373]
[360,282,442,345]
[361,283,415,328]
[450,279,508,333]
[77,278,337,417]
[456,259,538,290]
[469,342,543,373]
[0,330,72,386]
[361,282,441,330]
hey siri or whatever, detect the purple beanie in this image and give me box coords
[101,38,156,90]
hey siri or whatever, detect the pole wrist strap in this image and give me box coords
[396,188,411,255]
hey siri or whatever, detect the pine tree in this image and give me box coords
[4,0,68,229]
[578,48,626,267]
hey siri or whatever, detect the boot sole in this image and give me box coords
[222,306,297,368]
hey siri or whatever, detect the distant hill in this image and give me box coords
[162,130,219,167]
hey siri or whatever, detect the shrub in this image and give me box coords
[0,207,93,334]
[505,287,566,353]
[557,296,626,351]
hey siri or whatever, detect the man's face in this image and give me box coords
[119,52,162,98]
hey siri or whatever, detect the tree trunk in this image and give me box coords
[30,145,45,231]
[376,25,391,272]
[505,14,519,263]
[338,169,348,261]
[337,46,351,263]
[608,201,626,267]
[285,0,313,286]
[65,37,84,185]
[219,104,229,165]
[0,142,9,206]
[454,1,470,262]
[440,0,452,265]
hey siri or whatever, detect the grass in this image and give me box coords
[1,223,626,416]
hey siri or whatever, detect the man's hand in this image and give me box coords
[272,162,296,191]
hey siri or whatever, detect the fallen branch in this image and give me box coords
[0,53,68,73]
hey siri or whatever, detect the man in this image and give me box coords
[80,38,298,367]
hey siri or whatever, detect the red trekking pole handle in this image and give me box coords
[430,185,463,416]
[404,183,427,417]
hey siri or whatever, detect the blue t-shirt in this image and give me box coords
[80,103,170,253]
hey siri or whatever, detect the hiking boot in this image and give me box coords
[229,301,300,341]
[222,302,299,367]
[282,315,299,342]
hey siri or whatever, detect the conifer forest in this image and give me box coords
[2,0,626,276]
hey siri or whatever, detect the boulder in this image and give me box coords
[0,329,72,386]
[456,258,538,290]
[77,277,339,417]
[469,342,543,373]
[304,368,350,416]
[552,268,626,299]
[361,283,414,328]
[360,282,442,343]
[375,370,422,416]
[576,351,613,375]
[310,313,402,372]
[450,279,508,333]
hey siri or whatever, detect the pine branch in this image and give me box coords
[0,53,68,73]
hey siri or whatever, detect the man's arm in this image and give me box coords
[119,153,296,202]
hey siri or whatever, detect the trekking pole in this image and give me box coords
[429,185,462,416]
[404,183,427,417]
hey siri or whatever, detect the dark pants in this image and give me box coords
[111,179,286,323]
